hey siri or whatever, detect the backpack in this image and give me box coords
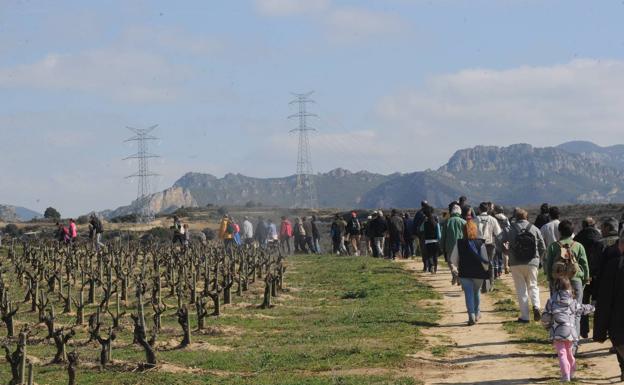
[512,223,537,263]
[551,241,580,280]
[226,221,235,235]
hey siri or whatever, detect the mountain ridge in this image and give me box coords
[102,141,624,217]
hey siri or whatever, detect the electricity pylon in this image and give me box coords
[289,92,318,209]
[124,125,160,222]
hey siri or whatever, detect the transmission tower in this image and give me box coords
[124,125,160,221]
[289,92,318,209]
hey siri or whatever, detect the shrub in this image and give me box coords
[3,224,21,237]
[202,228,216,241]
[110,214,138,223]
[44,207,61,220]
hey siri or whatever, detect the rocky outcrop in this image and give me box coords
[105,187,197,218]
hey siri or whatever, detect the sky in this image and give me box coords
[1,0,624,217]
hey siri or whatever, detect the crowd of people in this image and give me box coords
[214,214,323,254]
[438,197,623,383]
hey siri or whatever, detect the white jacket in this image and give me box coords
[540,219,560,248]
[476,213,502,245]
[242,220,254,240]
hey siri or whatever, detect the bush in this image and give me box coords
[110,214,138,223]
[44,207,61,220]
[202,228,216,241]
[172,207,190,218]
[217,206,228,216]
[3,224,21,237]
[341,289,368,299]
[141,227,171,243]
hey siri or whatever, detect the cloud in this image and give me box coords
[325,7,407,42]
[254,1,407,42]
[120,26,222,56]
[254,0,330,16]
[0,49,192,102]
[375,59,624,169]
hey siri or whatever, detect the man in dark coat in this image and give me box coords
[574,217,604,338]
[388,209,405,259]
[368,211,387,258]
[593,233,624,382]
[534,203,550,229]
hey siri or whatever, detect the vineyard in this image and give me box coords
[0,237,436,385]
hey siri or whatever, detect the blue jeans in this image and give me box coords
[460,278,484,319]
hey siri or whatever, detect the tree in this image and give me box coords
[44,207,61,220]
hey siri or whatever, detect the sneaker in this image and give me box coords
[516,318,530,324]
[533,307,541,322]
[451,275,457,285]
[560,375,570,382]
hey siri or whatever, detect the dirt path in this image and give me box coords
[397,259,622,384]
[398,260,552,384]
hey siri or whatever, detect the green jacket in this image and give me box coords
[441,214,466,254]
[545,237,590,284]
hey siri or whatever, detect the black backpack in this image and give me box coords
[513,223,536,263]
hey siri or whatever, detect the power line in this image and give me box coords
[289,92,318,209]
[124,125,160,221]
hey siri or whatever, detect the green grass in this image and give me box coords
[0,247,438,385]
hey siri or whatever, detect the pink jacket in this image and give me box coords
[70,222,77,238]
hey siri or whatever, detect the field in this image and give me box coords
[0,242,438,385]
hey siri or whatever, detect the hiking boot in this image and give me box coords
[533,307,541,322]
[516,318,530,324]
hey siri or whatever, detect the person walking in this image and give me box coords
[279,216,293,254]
[443,204,466,285]
[388,209,404,259]
[69,218,78,244]
[544,220,590,353]
[255,217,269,249]
[172,216,185,246]
[346,212,362,256]
[449,220,490,325]
[330,214,347,255]
[311,215,322,254]
[504,208,546,323]
[476,202,502,291]
[403,213,415,258]
[293,217,307,253]
[302,217,315,254]
[573,217,603,338]
[542,277,595,382]
[89,214,105,252]
[541,206,561,248]
[368,211,387,258]
[534,203,550,229]
[413,202,428,269]
[421,207,441,272]
[218,215,235,249]
[493,205,511,277]
[267,219,278,246]
[242,217,254,246]
[593,232,624,382]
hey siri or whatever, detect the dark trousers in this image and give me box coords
[580,283,594,338]
[425,243,439,272]
[280,237,291,255]
[402,239,414,257]
[304,236,315,254]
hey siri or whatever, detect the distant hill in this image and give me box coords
[0,205,41,222]
[361,143,624,208]
[173,168,392,209]
[104,141,624,216]
[557,141,624,170]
